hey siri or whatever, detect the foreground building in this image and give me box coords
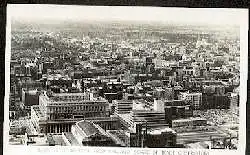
[64,120,121,146]
[130,123,177,148]
[31,91,109,133]
[62,120,177,147]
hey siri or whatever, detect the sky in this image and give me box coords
[8,4,248,26]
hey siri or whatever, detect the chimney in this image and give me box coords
[165,107,172,128]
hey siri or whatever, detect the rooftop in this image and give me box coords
[52,92,85,97]
[173,117,207,123]
[77,121,100,137]
[132,110,163,114]
[113,100,133,105]
[63,132,80,146]
[32,105,45,119]
[148,127,176,135]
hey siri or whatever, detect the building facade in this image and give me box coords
[31,91,109,133]
[179,92,202,109]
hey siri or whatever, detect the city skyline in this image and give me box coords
[9,5,246,26]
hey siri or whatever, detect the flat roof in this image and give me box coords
[173,117,207,123]
[148,127,176,135]
[32,106,45,118]
[113,100,133,103]
[52,93,85,96]
[132,110,164,114]
[27,90,37,95]
[77,121,100,137]
[63,132,80,146]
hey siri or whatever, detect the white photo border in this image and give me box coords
[4,5,249,155]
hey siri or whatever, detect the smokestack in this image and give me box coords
[136,123,142,147]
[165,107,172,128]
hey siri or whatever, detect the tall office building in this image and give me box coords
[179,92,202,109]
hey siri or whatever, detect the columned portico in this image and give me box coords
[45,123,72,133]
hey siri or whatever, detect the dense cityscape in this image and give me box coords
[9,18,240,149]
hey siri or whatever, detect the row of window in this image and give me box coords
[53,95,84,101]
[48,105,106,113]
[183,70,194,75]
[49,102,107,106]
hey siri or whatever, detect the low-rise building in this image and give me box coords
[63,120,121,146]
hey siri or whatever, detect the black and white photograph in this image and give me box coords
[4,5,248,155]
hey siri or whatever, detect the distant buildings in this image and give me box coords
[10,22,240,148]
[154,99,193,117]
[179,92,202,110]
[201,84,231,109]
[201,94,230,109]
[229,92,239,114]
[153,87,174,100]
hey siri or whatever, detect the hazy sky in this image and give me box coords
[8,4,248,26]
